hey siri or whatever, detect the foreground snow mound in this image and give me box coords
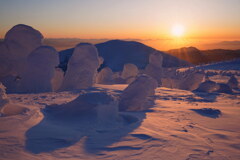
[0,83,28,116]
[18,46,59,93]
[25,90,145,154]
[60,43,99,91]
[96,67,114,84]
[0,24,43,77]
[119,74,158,111]
[46,92,115,118]
[227,75,239,89]
[45,92,118,121]
[195,80,220,93]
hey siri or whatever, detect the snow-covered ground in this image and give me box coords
[196,59,240,71]
[0,81,239,160]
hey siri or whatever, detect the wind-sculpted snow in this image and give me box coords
[121,63,139,84]
[96,67,114,84]
[0,24,43,78]
[5,24,43,55]
[119,74,158,111]
[149,51,163,68]
[60,43,99,91]
[51,68,64,92]
[18,46,59,93]
[144,52,163,85]
[162,69,205,91]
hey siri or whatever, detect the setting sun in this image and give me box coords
[171,24,185,37]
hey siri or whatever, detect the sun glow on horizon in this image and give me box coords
[171,24,185,37]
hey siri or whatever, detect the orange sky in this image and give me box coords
[0,0,240,49]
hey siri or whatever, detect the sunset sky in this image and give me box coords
[0,0,240,49]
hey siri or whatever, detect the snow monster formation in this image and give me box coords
[51,68,64,92]
[119,74,158,111]
[18,46,59,93]
[0,24,43,78]
[96,67,114,84]
[121,63,139,84]
[144,51,163,86]
[162,69,205,91]
[176,70,205,91]
[60,43,99,91]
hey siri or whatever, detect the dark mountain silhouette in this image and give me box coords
[58,40,190,72]
[167,47,240,65]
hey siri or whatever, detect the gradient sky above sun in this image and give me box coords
[0,0,240,40]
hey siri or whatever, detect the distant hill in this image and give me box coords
[43,38,108,51]
[201,49,240,64]
[59,40,190,72]
[167,47,206,64]
[167,47,240,65]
